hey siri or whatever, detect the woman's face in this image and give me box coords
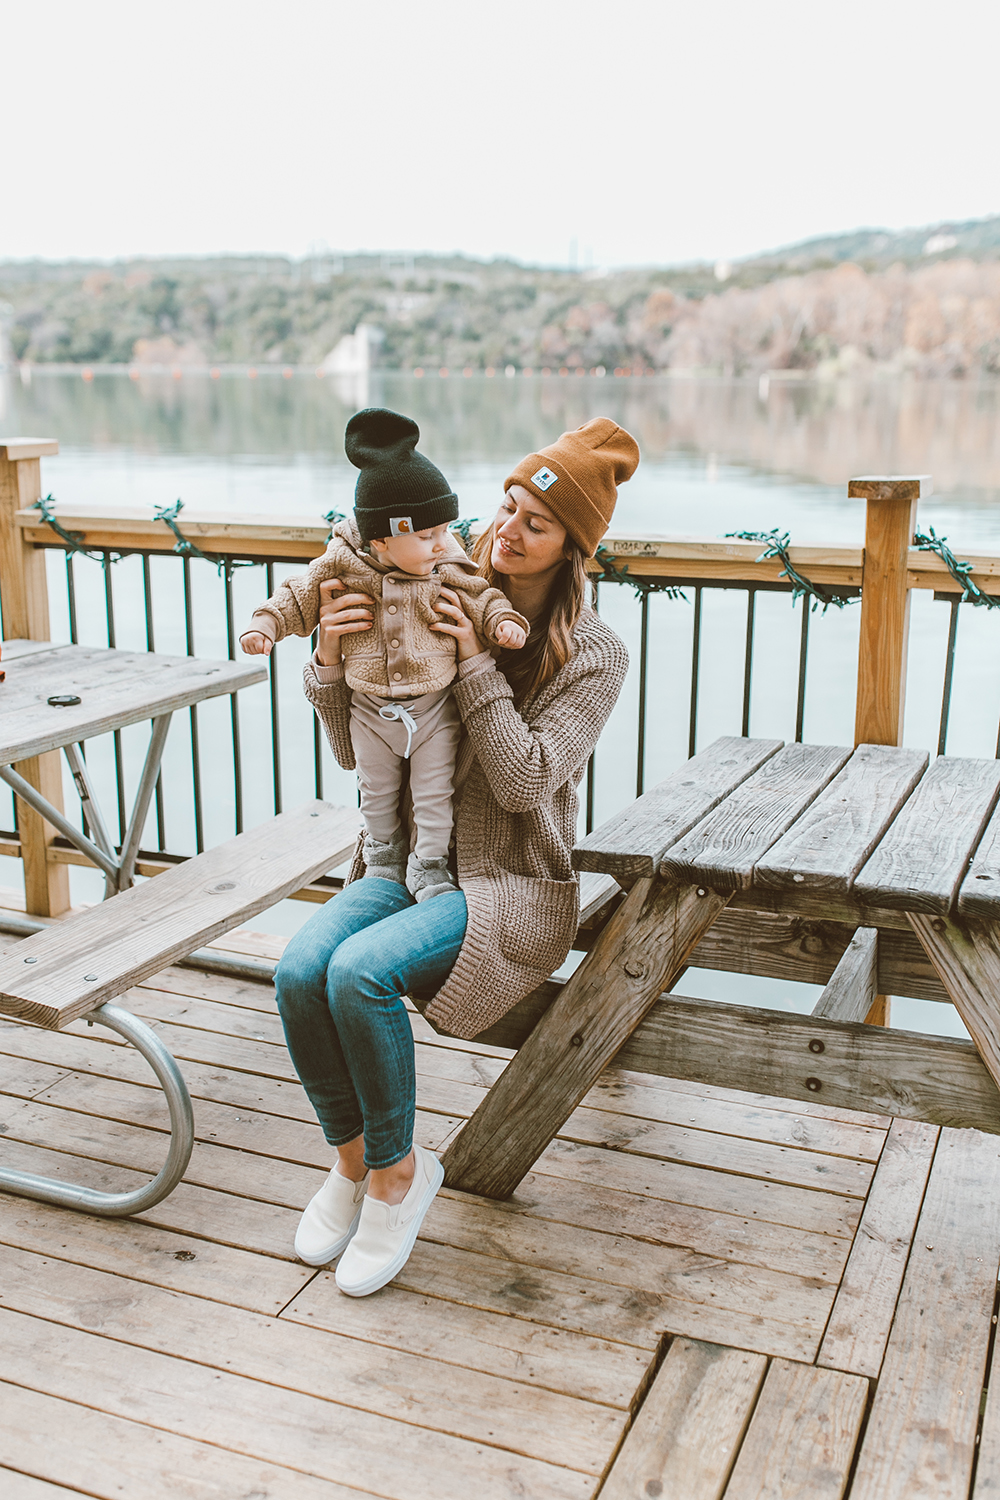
[491,485,570,577]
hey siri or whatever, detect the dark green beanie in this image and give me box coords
[345,408,458,543]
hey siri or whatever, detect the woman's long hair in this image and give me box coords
[471,523,592,703]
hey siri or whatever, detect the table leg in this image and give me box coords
[909,912,1000,1089]
[117,713,172,891]
[0,763,119,884]
[441,876,732,1200]
[0,1002,194,1216]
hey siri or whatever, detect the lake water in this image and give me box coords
[5,369,1000,1037]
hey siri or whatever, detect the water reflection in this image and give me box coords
[3,371,1000,542]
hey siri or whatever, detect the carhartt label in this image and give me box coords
[531,467,559,491]
[389,517,413,535]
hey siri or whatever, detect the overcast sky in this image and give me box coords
[4,0,997,269]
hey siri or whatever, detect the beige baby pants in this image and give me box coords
[349,686,461,860]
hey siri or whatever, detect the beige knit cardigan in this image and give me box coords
[303,607,629,1039]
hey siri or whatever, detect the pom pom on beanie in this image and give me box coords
[346,408,458,543]
[504,418,639,556]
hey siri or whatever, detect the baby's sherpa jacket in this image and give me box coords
[246,517,528,700]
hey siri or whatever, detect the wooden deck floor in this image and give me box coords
[1,926,999,1499]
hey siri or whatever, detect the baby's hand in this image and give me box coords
[495,620,527,650]
[240,631,273,657]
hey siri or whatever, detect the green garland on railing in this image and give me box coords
[594,544,687,601]
[32,495,112,562]
[154,500,255,579]
[726,529,858,613]
[913,527,1000,608]
[323,508,346,541]
[449,517,478,552]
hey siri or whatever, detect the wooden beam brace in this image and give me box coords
[441,876,731,1199]
[812,927,878,1024]
[908,911,1000,1098]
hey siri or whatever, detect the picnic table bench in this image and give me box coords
[0,636,364,1216]
[443,734,1000,1199]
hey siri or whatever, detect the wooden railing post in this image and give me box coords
[0,438,71,916]
[850,475,931,749]
[850,475,931,1027]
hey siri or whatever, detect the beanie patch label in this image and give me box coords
[389,517,414,535]
[531,466,559,492]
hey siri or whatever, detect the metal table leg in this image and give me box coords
[0,713,173,897]
[0,1002,194,1217]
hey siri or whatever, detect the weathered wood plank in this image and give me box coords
[442,877,731,1199]
[0,1471,84,1499]
[817,1117,939,1378]
[280,1267,651,1408]
[849,1128,1000,1500]
[422,1194,836,1341]
[854,755,1000,913]
[753,744,928,893]
[537,1138,865,1240]
[972,1308,1000,1497]
[723,1359,868,1500]
[0,1194,313,1315]
[0,800,362,1028]
[909,911,1000,1097]
[399,1237,822,1362]
[451,1170,854,1283]
[572,736,783,882]
[0,644,266,765]
[0,1306,597,1498]
[812,927,878,1023]
[661,743,851,890]
[599,1338,766,1500]
[0,1380,427,1500]
[960,789,1000,919]
[612,993,1000,1134]
[555,1107,874,1197]
[0,1242,624,1474]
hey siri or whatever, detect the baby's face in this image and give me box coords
[372,522,452,575]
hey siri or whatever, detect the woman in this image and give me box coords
[275,415,639,1297]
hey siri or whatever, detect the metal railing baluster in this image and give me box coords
[939,597,961,756]
[636,591,649,798]
[142,553,167,850]
[266,562,282,815]
[741,587,756,737]
[103,551,126,841]
[795,604,810,743]
[223,560,244,836]
[182,558,205,853]
[688,586,703,759]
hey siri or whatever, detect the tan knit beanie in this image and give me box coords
[504,417,640,556]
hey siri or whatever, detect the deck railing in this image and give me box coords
[3,443,1000,917]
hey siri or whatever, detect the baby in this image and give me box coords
[240,407,528,901]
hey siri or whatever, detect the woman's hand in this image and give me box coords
[432,586,489,662]
[316,578,375,667]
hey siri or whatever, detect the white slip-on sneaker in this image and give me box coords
[294,1166,370,1266]
[334,1143,444,1297]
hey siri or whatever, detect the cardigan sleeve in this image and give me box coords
[302,659,356,770]
[451,633,628,814]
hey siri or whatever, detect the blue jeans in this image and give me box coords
[274,879,468,1169]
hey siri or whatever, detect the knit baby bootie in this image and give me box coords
[362,829,408,886]
[405,853,458,903]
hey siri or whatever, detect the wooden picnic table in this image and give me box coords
[0,639,266,896]
[443,734,1000,1199]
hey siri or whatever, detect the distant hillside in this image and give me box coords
[1,212,998,376]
